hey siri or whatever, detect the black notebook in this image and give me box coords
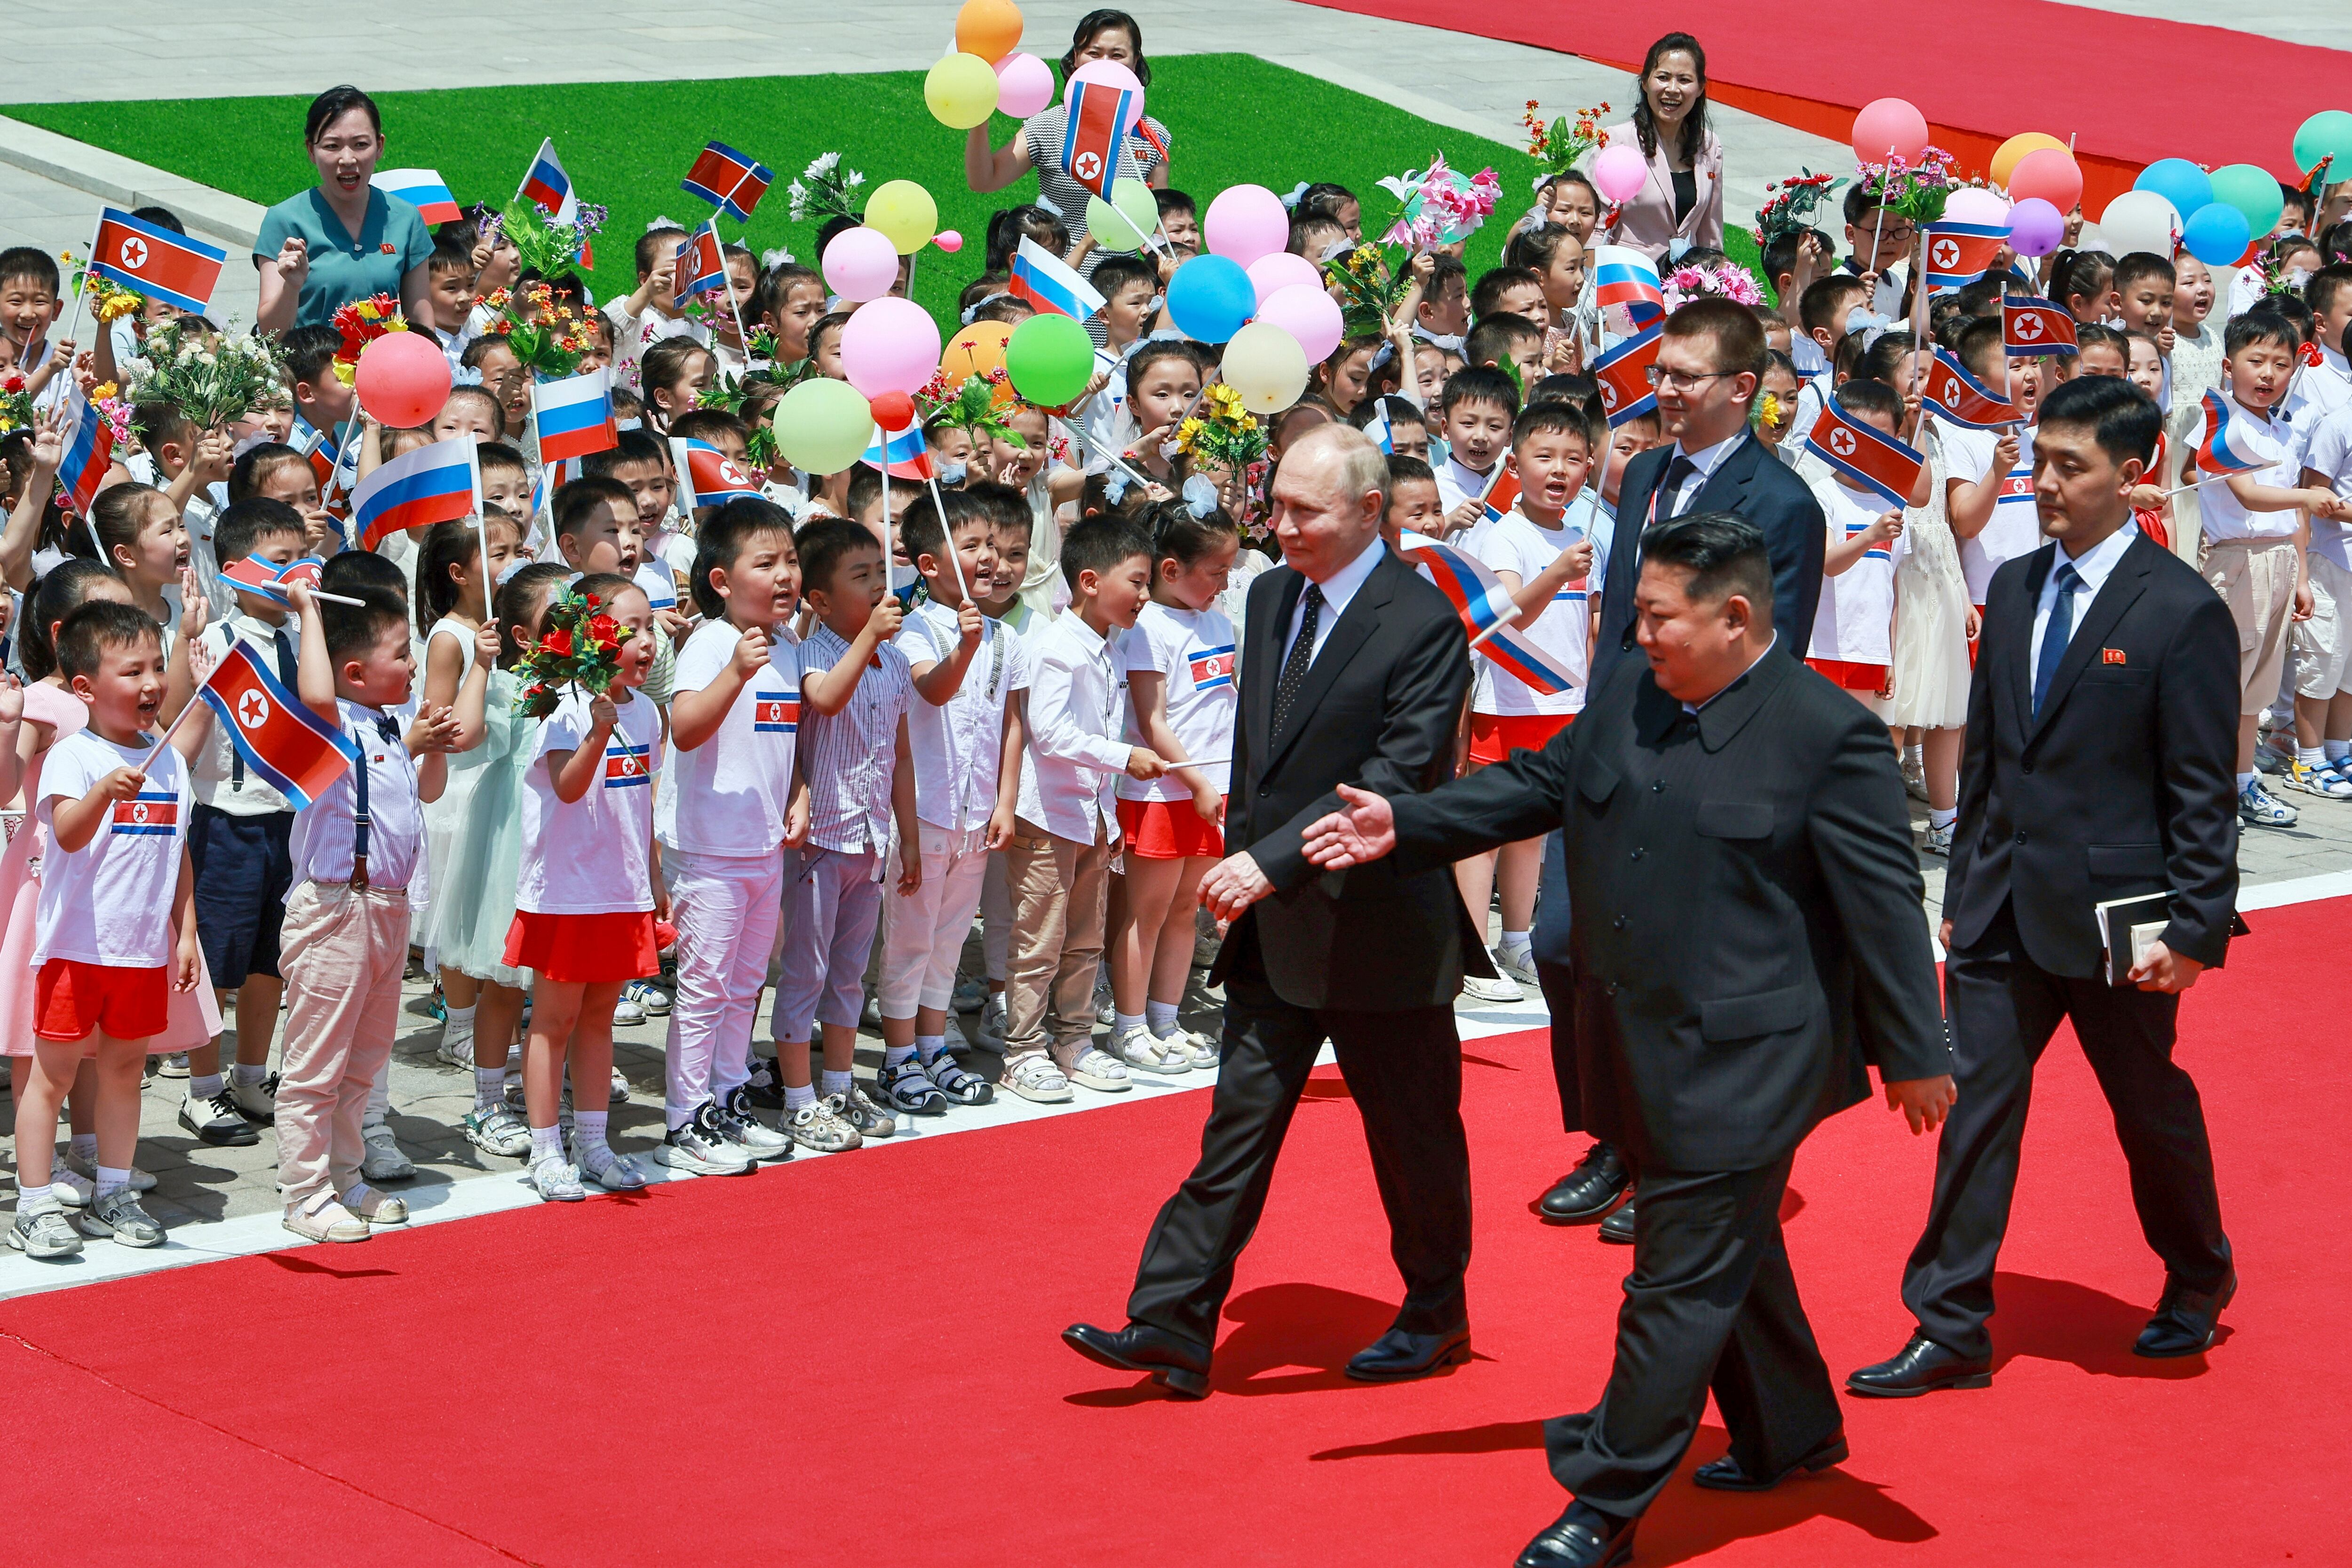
[2094,891,2174,987]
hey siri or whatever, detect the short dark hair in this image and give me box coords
[1439,363,1520,420]
[1831,377,1903,424]
[2308,263,2352,322]
[1349,393,1424,436]
[1470,265,1542,318]
[1640,511,1772,621]
[1512,399,1596,452]
[690,497,799,621]
[2224,310,2300,358]
[1384,454,1436,494]
[282,324,343,389]
[213,496,307,565]
[323,546,408,605]
[57,600,160,681]
[1090,253,1158,302]
[794,517,880,600]
[668,407,747,449]
[304,85,381,143]
[1664,297,1768,377]
[966,481,1033,540]
[584,427,667,478]
[900,485,988,568]
[1464,312,1542,371]
[1154,187,1195,221]
[476,440,528,485]
[2111,252,2176,294]
[1955,316,2007,380]
[2038,374,2162,468]
[1799,274,1869,338]
[1059,516,1151,593]
[0,246,61,295]
[428,236,476,276]
[323,588,409,665]
[556,476,635,541]
[228,441,311,503]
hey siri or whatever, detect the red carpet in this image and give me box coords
[6,899,2349,1566]
[1306,0,2346,213]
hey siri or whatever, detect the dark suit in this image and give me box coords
[1389,647,1947,1518]
[1126,544,1488,1353]
[1904,531,2237,1359]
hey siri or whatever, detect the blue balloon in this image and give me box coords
[2181,202,2250,267]
[1166,254,1255,343]
[2133,157,2213,222]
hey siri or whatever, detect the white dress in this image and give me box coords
[1884,428,1974,731]
[416,618,481,971]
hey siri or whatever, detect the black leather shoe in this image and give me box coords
[1515,1501,1637,1568]
[1344,1325,1471,1382]
[2133,1269,2235,1358]
[1539,1142,1631,1223]
[1597,1194,1636,1245]
[1062,1321,1211,1398]
[1692,1429,1849,1491]
[1846,1333,1992,1398]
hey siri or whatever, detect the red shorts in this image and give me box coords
[1806,658,1889,692]
[35,959,170,1043]
[1468,711,1572,766]
[1117,796,1226,860]
[501,910,659,985]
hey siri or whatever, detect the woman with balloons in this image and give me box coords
[1590,33,1724,262]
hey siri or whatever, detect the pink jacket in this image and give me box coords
[1594,120,1725,262]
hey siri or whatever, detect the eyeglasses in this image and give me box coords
[1644,367,1726,391]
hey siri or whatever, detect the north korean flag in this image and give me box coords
[681,141,773,223]
[671,437,765,508]
[1592,325,1661,427]
[603,740,652,788]
[1186,644,1236,692]
[1060,79,1140,199]
[677,220,729,299]
[1805,396,1925,509]
[111,792,181,837]
[1923,350,2018,430]
[2003,294,2078,358]
[196,642,361,811]
[1479,455,1522,525]
[753,689,800,734]
[89,207,225,314]
[1921,221,2008,291]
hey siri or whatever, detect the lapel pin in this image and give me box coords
[2101,648,2126,665]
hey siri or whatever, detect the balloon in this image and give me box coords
[934,231,964,254]
[838,297,941,399]
[2006,197,2066,258]
[1068,58,1143,109]
[2133,158,2212,222]
[2007,147,2083,214]
[953,0,1024,64]
[941,321,1012,391]
[1003,312,1096,406]
[1942,187,2011,227]
[1255,283,1345,363]
[2208,163,2284,238]
[923,53,1001,130]
[1247,250,1323,307]
[774,378,875,476]
[1203,184,1290,266]
[822,226,899,303]
[2098,190,2182,261]
[2182,203,2252,268]
[353,330,450,428]
[865,179,939,255]
[994,51,1054,119]
[1220,321,1310,415]
[1851,97,1930,165]
[1164,254,1256,342]
[1990,132,2068,190]
[871,390,916,432]
[1085,178,1161,252]
[1591,144,1647,205]
[2295,111,2352,178]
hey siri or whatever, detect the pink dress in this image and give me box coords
[2,682,221,1056]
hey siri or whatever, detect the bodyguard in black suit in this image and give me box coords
[1851,377,2241,1399]
[1064,425,1491,1400]
[1301,515,1954,1568]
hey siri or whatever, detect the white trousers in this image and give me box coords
[663,848,784,1117]
[879,822,992,1018]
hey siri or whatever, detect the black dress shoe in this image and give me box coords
[1597,1194,1637,1245]
[2133,1269,2235,1358]
[1062,1321,1211,1398]
[1846,1333,1992,1398]
[1692,1429,1849,1491]
[1539,1142,1631,1224]
[1515,1501,1637,1568]
[1344,1325,1471,1382]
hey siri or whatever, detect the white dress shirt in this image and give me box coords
[1657,431,1746,521]
[2029,523,2139,693]
[288,702,422,889]
[1279,536,1387,669]
[1018,613,1130,843]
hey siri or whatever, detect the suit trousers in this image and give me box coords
[1125,944,1472,1353]
[1546,1153,1841,1519]
[1535,959,1585,1137]
[275,881,410,1204]
[1903,902,2233,1359]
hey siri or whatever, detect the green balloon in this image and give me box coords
[1086,178,1162,253]
[2295,111,2352,178]
[1004,312,1096,407]
[774,376,874,477]
[2208,163,2284,238]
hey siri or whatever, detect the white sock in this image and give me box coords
[17,1183,51,1210]
[820,1068,852,1098]
[2237,771,2257,792]
[1929,806,1957,829]
[915,1034,946,1062]
[1497,930,1531,958]
[1904,744,1923,767]
[2300,745,2325,766]
[443,1003,477,1043]
[1115,1011,1146,1036]
[231,1062,267,1087]
[883,1044,915,1068]
[95,1166,130,1199]
[785,1082,817,1111]
[573,1110,608,1151]
[474,1068,504,1111]
[1146,1001,1180,1036]
[529,1124,562,1165]
[191,1072,224,1099]
[70,1132,96,1162]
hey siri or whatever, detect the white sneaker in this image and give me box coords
[608,1066,632,1102]
[360,1122,416,1183]
[1113,1024,1189,1073]
[1068,1046,1132,1093]
[1003,1056,1073,1103]
[977,995,1008,1048]
[1922,821,1955,857]
[435,1025,476,1068]
[1092,977,1117,1027]
[1459,957,1524,1004]
[1493,944,1540,987]
[155,1053,190,1079]
[2240,778,2299,827]
[46,1162,95,1208]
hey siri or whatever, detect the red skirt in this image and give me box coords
[1118,796,1226,860]
[1468,711,1573,766]
[502,910,659,985]
[1806,658,1889,693]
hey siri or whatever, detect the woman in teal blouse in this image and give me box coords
[254,85,435,334]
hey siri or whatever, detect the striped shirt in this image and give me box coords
[798,622,916,854]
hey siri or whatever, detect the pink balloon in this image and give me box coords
[1591,144,1647,205]
[1255,283,1345,364]
[994,51,1054,119]
[353,330,451,429]
[2008,148,2083,215]
[1942,187,2010,228]
[1204,184,1291,267]
[823,226,900,303]
[1068,58,1143,110]
[1247,251,1322,307]
[1851,97,1930,165]
[837,296,942,399]
[934,230,964,254]
[2006,197,2066,258]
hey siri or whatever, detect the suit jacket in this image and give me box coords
[1212,545,1491,1011]
[1389,649,1948,1171]
[1594,121,1724,262]
[1944,532,2239,976]
[1592,433,1826,690]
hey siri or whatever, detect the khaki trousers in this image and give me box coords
[1002,822,1113,1070]
[275,880,410,1203]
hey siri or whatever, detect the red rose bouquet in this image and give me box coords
[515,587,635,717]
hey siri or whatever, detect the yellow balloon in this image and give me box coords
[1085,178,1161,252]
[1220,321,1310,415]
[924,52,1001,130]
[866,179,939,256]
[1991,133,2068,191]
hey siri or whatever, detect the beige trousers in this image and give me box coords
[1002,823,1113,1070]
[275,880,410,1204]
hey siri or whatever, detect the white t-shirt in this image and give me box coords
[634,559,681,615]
[518,688,660,914]
[1468,509,1589,716]
[289,701,424,888]
[1959,424,2038,605]
[656,620,802,857]
[2193,399,2300,541]
[1807,479,1899,667]
[894,601,1032,832]
[2300,404,2352,571]
[35,729,193,969]
[1119,602,1238,802]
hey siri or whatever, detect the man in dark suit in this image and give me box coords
[1063,424,1493,1400]
[1301,514,1954,1568]
[1850,376,2241,1400]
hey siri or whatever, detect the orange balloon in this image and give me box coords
[954,0,1025,64]
[942,321,1013,392]
[1991,132,2068,191]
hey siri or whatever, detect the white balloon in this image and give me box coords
[2097,190,2183,262]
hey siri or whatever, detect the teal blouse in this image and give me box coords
[254,186,433,327]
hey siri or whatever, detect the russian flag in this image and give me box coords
[370,169,461,226]
[196,642,362,812]
[1060,79,1140,199]
[1480,455,1522,525]
[88,207,225,315]
[517,138,592,269]
[532,369,619,465]
[1590,246,1665,327]
[352,435,482,549]
[671,437,765,508]
[1806,397,1925,509]
[1921,221,2008,291]
[1592,325,1661,427]
[860,423,935,482]
[56,385,113,516]
[2003,294,2078,358]
[1362,400,1394,454]
[677,220,729,299]
[219,553,331,608]
[1186,643,1236,691]
[1396,541,1577,695]
[682,141,773,223]
[110,792,181,838]
[1009,237,1106,322]
[1923,350,2018,430]
[2193,388,2281,476]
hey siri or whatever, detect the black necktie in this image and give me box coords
[1272,582,1324,737]
[272,629,297,687]
[1656,455,1699,519]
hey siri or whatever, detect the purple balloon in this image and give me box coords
[1255,283,1345,364]
[2007,197,2066,259]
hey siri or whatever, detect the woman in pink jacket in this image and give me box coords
[1595,32,1725,262]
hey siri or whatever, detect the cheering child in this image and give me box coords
[1803,377,1907,719]
[89,484,204,722]
[1432,366,1521,531]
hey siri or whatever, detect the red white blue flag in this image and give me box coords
[1396,539,1577,695]
[1806,396,1925,509]
[197,642,362,811]
[1592,325,1661,427]
[370,169,461,226]
[352,435,482,549]
[1009,237,1106,321]
[1186,642,1236,692]
[602,738,652,789]
[2003,294,2078,358]
[110,792,180,838]
[532,370,618,466]
[677,220,729,299]
[219,553,331,608]
[56,385,113,517]
[752,688,800,735]
[1923,350,2018,430]
[681,142,773,223]
[2192,388,2281,476]
[88,207,225,315]
[1060,80,1140,199]
[1480,455,1522,525]
[671,437,766,507]
[1921,221,2008,290]
[1590,246,1665,328]
[1362,400,1394,454]
[859,423,934,482]
[517,138,592,269]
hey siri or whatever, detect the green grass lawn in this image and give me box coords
[12,56,1761,325]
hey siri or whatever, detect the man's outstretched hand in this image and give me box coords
[1300,784,1397,869]
[1200,852,1274,921]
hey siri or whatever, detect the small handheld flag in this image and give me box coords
[1396,540,1578,695]
[2192,389,2281,477]
[351,435,482,550]
[677,220,729,299]
[671,437,765,509]
[2003,294,2078,358]
[1009,237,1107,322]
[370,169,461,227]
[56,386,114,517]
[860,424,935,483]
[196,642,362,812]
[682,142,774,223]
[1480,455,1522,525]
[1589,246,1666,328]
[218,554,366,609]
[532,369,619,466]
[1921,221,2008,291]
[1923,350,2019,430]
[517,138,592,268]
[1592,325,1661,427]
[1362,400,1395,455]
[88,207,226,315]
[1806,397,1925,509]
[1060,79,1142,199]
